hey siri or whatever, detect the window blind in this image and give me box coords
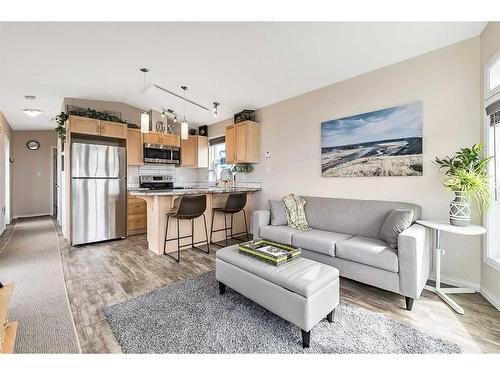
[209,136,225,146]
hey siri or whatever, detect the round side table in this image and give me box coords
[416,220,486,315]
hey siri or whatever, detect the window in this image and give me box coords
[485,90,500,270]
[486,50,500,98]
[208,136,230,180]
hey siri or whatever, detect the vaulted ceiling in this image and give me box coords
[0,22,487,130]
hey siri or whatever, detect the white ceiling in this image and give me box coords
[0,22,487,130]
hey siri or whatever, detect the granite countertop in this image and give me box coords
[128,186,261,196]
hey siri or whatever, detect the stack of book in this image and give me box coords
[239,239,301,266]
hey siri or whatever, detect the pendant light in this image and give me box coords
[141,111,150,133]
[180,86,189,140]
[140,68,150,133]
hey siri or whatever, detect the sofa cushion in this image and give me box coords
[379,209,414,249]
[302,196,421,238]
[269,200,287,226]
[259,225,299,245]
[291,229,353,257]
[216,244,339,297]
[335,236,399,272]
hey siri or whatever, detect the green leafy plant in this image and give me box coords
[54,112,69,143]
[435,144,492,211]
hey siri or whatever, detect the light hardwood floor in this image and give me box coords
[54,229,500,353]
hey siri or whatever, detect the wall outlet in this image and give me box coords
[37,171,42,177]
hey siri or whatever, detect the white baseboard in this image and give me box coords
[480,287,500,311]
[13,213,52,219]
[428,273,481,291]
[428,273,500,311]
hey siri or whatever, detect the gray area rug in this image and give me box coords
[104,272,461,353]
[0,217,80,353]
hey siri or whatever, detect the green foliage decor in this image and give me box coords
[54,112,69,143]
[434,144,492,211]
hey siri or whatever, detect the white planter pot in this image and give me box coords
[449,191,471,227]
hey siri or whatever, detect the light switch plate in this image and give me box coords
[264,151,271,159]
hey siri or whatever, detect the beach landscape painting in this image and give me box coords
[321,102,423,177]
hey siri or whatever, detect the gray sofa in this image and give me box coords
[252,196,430,310]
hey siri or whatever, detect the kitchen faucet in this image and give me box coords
[206,169,218,187]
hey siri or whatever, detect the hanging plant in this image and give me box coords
[54,112,69,143]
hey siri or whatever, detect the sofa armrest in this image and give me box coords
[398,223,431,299]
[252,210,271,239]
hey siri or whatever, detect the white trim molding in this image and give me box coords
[480,286,500,311]
[428,273,481,292]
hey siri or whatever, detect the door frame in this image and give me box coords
[50,146,58,217]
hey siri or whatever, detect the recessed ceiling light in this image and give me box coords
[22,109,43,117]
[24,95,36,101]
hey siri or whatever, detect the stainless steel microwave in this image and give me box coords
[143,143,180,164]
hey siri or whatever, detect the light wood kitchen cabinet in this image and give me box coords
[128,196,147,235]
[100,120,127,139]
[69,115,126,139]
[127,128,143,166]
[225,120,260,163]
[69,115,100,136]
[180,135,208,168]
[143,132,180,147]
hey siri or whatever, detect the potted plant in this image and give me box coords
[54,112,69,143]
[435,144,491,226]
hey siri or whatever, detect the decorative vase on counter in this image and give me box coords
[449,191,471,227]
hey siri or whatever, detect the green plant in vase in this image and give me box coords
[54,112,69,143]
[434,144,491,226]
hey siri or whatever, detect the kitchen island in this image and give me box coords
[129,186,261,255]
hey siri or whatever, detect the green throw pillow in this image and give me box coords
[282,194,309,231]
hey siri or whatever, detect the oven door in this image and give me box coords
[144,144,172,164]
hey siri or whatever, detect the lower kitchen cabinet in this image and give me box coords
[128,196,147,235]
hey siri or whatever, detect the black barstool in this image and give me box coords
[163,195,210,262]
[210,193,249,248]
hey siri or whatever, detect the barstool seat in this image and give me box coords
[210,193,249,248]
[164,195,210,262]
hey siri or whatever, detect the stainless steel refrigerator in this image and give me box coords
[71,140,127,245]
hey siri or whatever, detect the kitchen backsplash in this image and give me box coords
[127,165,208,188]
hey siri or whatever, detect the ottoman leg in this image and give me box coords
[219,282,226,295]
[326,309,335,323]
[301,329,310,348]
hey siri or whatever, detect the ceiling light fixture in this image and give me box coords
[166,108,178,123]
[141,111,150,134]
[22,109,43,117]
[24,95,36,101]
[161,110,166,118]
[180,86,189,140]
[212,102,220,117]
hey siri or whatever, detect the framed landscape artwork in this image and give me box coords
[321,102,423,177]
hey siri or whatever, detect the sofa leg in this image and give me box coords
[301,329,310,348]
[405,296,414,311]
[219,282,226,295]
[326,309,335,323]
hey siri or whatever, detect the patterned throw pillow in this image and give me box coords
[282,194,309,231]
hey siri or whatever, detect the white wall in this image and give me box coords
[209,37,483,287]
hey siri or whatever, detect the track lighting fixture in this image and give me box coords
[212,102,220,117]
[161,110,166,118]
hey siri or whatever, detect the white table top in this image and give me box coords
[416,220,486,235]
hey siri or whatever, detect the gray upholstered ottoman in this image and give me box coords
[215,244,340,348]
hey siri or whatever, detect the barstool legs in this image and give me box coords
[210,209,250,247]
[164,215,210,263]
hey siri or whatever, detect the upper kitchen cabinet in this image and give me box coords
[225,120,260,164]
[143,132,180,147]
[69,115,126,139]
[180,135,208,168]
[127,128,143,166]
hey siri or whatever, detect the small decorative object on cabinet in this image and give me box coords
[234,109,255,124]
[198,125,208,137]
[53,111,69,143]
[155,121,165,133]
[225,120,260,164]
[189,128,197,136]
[435,144,491,226]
